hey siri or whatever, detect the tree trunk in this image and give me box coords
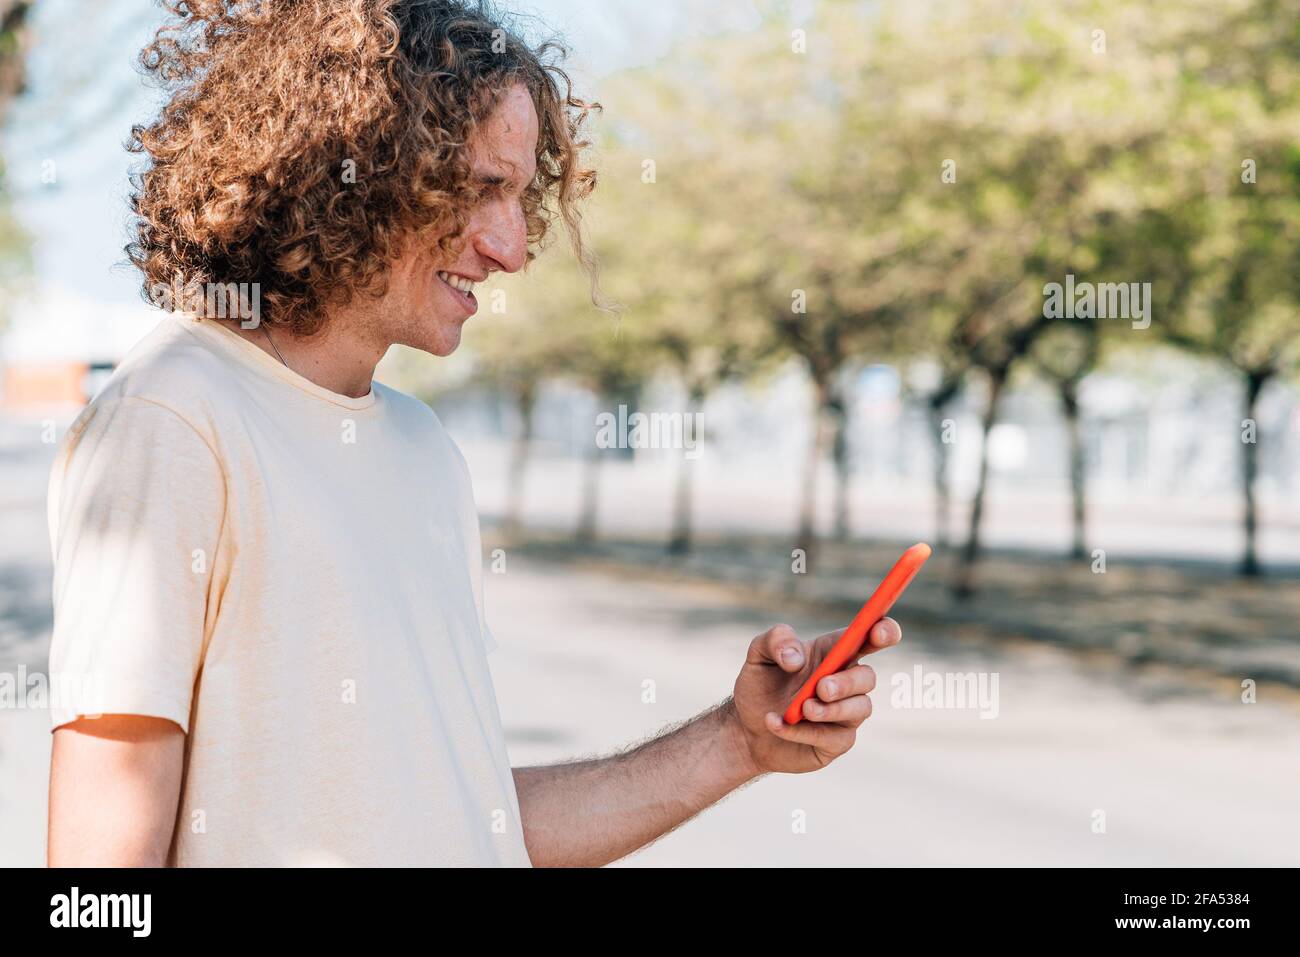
[796,375,832,568]
[576,440,601,545]
[927,398,952,549]
[668,450,696,555]
[955,369,1006,598]
[829,386,851,542]
[503,380,536,545]
[1061,381,1087,561]
[1239,369,1270,577]
[668,385,706,555]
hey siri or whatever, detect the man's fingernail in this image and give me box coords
[823,679,837,697]
[782,647,803,666]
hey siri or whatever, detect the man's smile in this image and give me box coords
[436,270,480,316]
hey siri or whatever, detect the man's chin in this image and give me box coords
[391,313,463,357]
[410,327,462,358]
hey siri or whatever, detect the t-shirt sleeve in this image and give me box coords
[46,396,226,733]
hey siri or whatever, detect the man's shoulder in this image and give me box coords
[372,382,472,472]
[88,314,235,426]
[373,380,437,422]
[373,381,452,441]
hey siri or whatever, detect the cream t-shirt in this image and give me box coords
[47,313,531,867]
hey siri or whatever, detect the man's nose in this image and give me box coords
[473,203,528,275]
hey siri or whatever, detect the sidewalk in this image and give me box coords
[484,556,1300,866]
[493,529,1300,696]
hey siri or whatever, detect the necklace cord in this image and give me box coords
[261,324,290,368]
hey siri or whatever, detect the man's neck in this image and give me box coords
[220,317,385,399]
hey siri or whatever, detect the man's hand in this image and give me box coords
[728,620,902,776]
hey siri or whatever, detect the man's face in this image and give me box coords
[381,83,539,356]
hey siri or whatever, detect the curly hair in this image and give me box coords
[127,0,598,336]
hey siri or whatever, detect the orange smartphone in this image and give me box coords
[782,542,931,725]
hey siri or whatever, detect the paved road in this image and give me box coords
[486,559,1300,867]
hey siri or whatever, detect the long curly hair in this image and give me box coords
[127,0,598,336]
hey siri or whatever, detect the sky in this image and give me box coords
[2,0,768,310]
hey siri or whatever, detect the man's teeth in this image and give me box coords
[437,271,474,294]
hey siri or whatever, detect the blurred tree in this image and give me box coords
[865,0,1184,595]
[902,356,968,549]
[1150,0,1300,576]
[0,0,32,325]
[1030,317,1101,560]
[784,3,942,560]
[581,10,928,561]
[568,325,648,545]
[467,247,642,546]
[677,3,941,567]
[1046,200,1201,563]
[589,74,771,554]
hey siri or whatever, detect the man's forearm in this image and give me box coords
[513,698,762,867]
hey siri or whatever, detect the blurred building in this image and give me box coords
[0,287,158,415]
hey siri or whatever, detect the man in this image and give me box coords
[46,0,902,867]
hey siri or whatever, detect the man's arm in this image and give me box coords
[48,715,185,867]
[514,619,901,867]
[514,698,756,868]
